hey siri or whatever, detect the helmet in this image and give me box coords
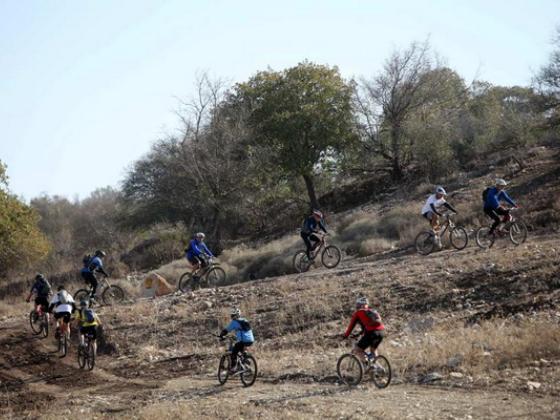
[312,209,323,218]
[35,273,45,281]
[435,186,447,195]
[230,308,241,319]
[95,250,106,258]
[495,178,508,186]
[195,232,205,240]
[355,296,369,308]
[79,299,88,307]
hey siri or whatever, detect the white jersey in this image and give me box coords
[421,194,446,215]
[49,290,75,314]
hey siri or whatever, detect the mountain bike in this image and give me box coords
[476,207,527,249]
[415,212,468,255]
[215,335,257,387]
[293,232,342,273]
[29,306,49,338]
[54,322,69,358]
[77,332,96,370]
[74,277,125,306]
[178,257,226,293]
[337,343,391,388]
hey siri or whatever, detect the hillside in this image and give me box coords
[1,147,559,419]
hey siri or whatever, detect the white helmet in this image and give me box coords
[355,296,369,308]
[230,308,241,319]
[195,232,205,239]
[435,186,447,195]
[312,209,323,218]
[495,178,508,186]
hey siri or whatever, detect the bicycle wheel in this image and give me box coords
[178,272,195,293]
[86,341,95,370]
[78,345,86,369]
[449,227,468,250]
[295,251,312,273]
[205,267,226,288]
[370,355,392,389]
[337,353,363,386]
[415,231,435,255]
[40,316,49,338]
[74,289,91,302]
[509,221,527,245]
[60,333,68,358]
[321,245,342,269]
[218,354,230,385]
[29,310,41,335]
[240,354,258,387]
[102,285,124,305]
[475,227,495,249]
[293,250,306,272]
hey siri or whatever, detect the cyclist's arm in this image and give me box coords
[499,191,516,207]
[97,266,109,277]
[220,320,238,337]
[319,220,327,233]
[343,312,359,338]
[429,203,442,216]
[202,243,214,258]
[443,202,457,213]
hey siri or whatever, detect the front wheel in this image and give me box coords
[415,231,435,255]
[74,289,91,302]
[321,245,342,269]
[86,341,95,370]
[240,354,258,387]
[509,221,528,245]
[78,346,86,369]
[29,310,41,335]
[475,227,495,249]
[218,354,230,385]
[205,266,226,288]
[449,227,468,250]
[370,355,392,389]
[337,353,363,386]
[102,285,125,305]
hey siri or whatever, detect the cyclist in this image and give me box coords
[301,209,328,259]
[342,297,385,362]
[74,299,101,355]
[25,274,52,323]
[421,186,457,246]
[80,250,109,300]
[483,178,518,235]
[185,232,214,282]
[48,285,76,353]
[219,308,254,373]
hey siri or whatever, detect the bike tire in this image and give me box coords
[78,346,86,369]
[102,285,125,305]
[475,227,495,249]
[509,221,528,245]
[87,341,95,370]
[29,310,41,335]
[205,267,226,288]
[40,316,49,338]
[293,251,308,273]
[337,353,363,386]
[240,354,258,387]
[218,354,230,385]
[415,231,435,255]
[370,355,392,389]
[178,272,195,293]
[321,245,342,269]
[60,333,68,358]
[449,226,468,250]
[74,289,91,302]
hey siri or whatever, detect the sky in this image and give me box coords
[0,0,558,201]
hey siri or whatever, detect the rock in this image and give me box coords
[389,340,403,348]
[142,273,174,297]
[421,372,443,383]
[447,355,464,368]
[200,300,213,310]
[450,372,464,378]
[405,317,435,333]
[526,381,541,391]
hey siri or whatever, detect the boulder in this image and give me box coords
[142,273,174,297]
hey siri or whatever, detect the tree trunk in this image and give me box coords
[302,173,320,210]
[390,124,404,180]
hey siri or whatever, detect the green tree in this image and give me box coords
[233,61,356,209]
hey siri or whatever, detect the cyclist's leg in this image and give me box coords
[62,313,71,337]
[89,273,99,298]
[496,206,510,223]
[429,212,440,233]
[301,232,312,257]
[230,341,245,370]
[352,333,372,360]
[309,233,321,250]
[370,331,384,358]
[485,208,501,234]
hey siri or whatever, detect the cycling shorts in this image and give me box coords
[357,330,384,350]
[80,325,97,340]
[34,296,49,309]
[54,312,72,323]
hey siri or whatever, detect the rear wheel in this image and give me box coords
[218,354,230,385]
[74,289,90,302]
[29,310,41,335]
[476,227,495,249]
[337,353,363,386]
[321,245,342,269]
[102,285,124,305]
[449,227,468,250]
[178,272,195,293]
[86,341,95,370]
[78,346,86,369]
[59,333,68,358]
[370,355,392,389]
[293,251,306,272]
[40,315,49,338]
[509,221,528,245]
[415,231,435,255]
[240,354,258,387]
[205,266,226,288]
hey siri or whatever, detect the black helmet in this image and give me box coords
[35,273,45,281]
[95,250,106,257]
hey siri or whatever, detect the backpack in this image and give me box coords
[82,308,95,323]
[37,278,51,296]
[57,290,70,305]
[365,309,382,326]
[482,187,491,202]
[82,254,92,269]
[237,318,251,332]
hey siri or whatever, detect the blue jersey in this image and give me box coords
[186,239,214,259]
[302,216,327,234]
[484,187,516,210]
[225,318,254,343]
[81,256,103,274]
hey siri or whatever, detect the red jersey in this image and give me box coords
[344,307,384,337]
